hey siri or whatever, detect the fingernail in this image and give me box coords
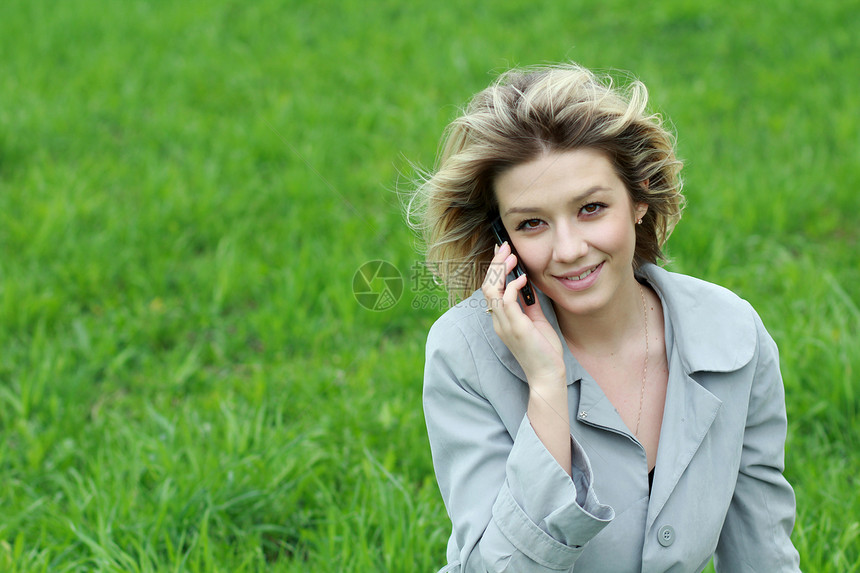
[494,244,499,255]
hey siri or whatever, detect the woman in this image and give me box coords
[408,63,800,572]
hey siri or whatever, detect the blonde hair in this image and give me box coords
[406,63,684,303]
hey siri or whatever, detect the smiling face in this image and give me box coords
[494,148,648,320]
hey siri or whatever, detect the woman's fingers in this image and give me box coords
[480,249,564,381]
[482,242,512,301]
[487,250,527,327]
[500,273,534,329]
[520,281,547,321]
[503,272,527,305]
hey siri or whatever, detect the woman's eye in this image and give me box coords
[515,219,543,231]
[581,203,605,215]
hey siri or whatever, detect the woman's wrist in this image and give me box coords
[526,371,567,393]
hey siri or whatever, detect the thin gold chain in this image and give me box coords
[634,284,649,437]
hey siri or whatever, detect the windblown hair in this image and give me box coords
[405,63,684,303]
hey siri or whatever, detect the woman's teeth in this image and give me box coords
[563,266,596,281]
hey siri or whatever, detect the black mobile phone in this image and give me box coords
[491,218,536,305]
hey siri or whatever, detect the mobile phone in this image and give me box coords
[491,218,536,305]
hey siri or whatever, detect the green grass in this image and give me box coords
[0,0,857,571]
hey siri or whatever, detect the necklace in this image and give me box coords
[634,284,649,437]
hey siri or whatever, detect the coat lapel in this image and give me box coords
[646,366,722,528]
[639,264,756,527]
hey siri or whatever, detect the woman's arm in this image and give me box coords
[526,376,572,477]
[483,243,573,475]
[424,318,613,573]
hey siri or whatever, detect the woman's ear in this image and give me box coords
[634,180,650,222]
[634,201,649,223]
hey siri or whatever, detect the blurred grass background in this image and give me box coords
[0,0,857,571]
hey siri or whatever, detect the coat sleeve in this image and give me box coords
[714,312,801,572]
[423,317,613,573]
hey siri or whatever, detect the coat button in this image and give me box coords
[657,525,675,547]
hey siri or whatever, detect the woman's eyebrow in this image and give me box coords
[503,187,607,217]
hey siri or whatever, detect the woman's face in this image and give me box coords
[494,148,647,319]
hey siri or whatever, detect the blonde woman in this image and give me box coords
[409,64,800,572]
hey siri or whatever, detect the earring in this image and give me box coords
[636,218,643,225]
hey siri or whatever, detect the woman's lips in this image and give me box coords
[554,262,603,291]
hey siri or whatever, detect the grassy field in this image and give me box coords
[0,0,857,571]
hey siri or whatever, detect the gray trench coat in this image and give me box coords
[423,264,801,572]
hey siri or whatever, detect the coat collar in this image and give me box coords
[475,263,757,382]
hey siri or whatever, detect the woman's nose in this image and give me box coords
[552,223,588,262]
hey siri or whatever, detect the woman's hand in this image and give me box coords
[482,242,566,389]
[483,242,572,475]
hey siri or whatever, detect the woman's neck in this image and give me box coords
[554,276,645,356]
